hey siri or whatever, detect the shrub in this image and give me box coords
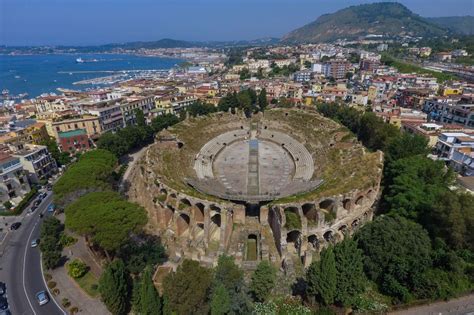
[47,281,57,289]
[285,211,301,230]
[44,273,52,281]
[70,306,79,314]
[61,298,71,308]
[59,233,77,247]
[52,288,60,296]
[67,259,89,279]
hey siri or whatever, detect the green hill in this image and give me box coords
[426,16,474,35]
[282,2,449,43]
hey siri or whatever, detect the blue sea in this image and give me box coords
[0,54,183,98]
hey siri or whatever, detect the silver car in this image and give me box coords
[36,291,49,306]
[31,238,40,248]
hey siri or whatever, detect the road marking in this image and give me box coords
[40,252,66,315]
[23,219,38,315]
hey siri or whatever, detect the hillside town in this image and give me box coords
[2,42,473,211]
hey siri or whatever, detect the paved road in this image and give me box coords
[0,192,65,315]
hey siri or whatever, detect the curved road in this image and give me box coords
[0,192,65,315]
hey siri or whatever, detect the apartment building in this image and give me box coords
[11,144,58,184]
[0,152,31,205]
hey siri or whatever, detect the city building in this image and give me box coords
[11,144,58,184]
[58,129,91,154]
[0,152,31,206]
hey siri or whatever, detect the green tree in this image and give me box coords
[187,101,217,117]
[210,283,231,315]
[99,259,129,315]
[212,255,252,314]
[258,88,268,112]
[65,191,147,258]
[163,259,213,315]
[151,114,180,133]
[306,247,337,305]
[355,216,433,303]
[135,109,147,127]
[384,155,452,220]
[239,68,251,80]
[333,239,366,306]
[97,132,128,157]
[138,266,161,315]
[250,260,276,302]
[384,133,428,166]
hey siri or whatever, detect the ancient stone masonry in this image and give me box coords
[126,109,383,272]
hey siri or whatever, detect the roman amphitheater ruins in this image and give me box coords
[127,108,383,272]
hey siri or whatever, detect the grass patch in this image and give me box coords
[285,211,301,230]
[73,271,100,298]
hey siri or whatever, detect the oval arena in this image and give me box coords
[127,108,383,272]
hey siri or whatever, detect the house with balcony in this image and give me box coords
[0,152,31,206]
[11,144,58,184]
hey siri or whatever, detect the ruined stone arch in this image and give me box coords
[159,188,167,195]
[286,230,302,254]
[177,142,184,149]
[209,213,221,241]
[308,234,319,250]
[367,189,375,199]
[210,204,221,213]
[319,199,335,211]
[246,234,258,261]
[323,230,334,242]
[179,198,192,211]
[194,203,205,223]
[351,218,360,228]
[355,195,364,206]
[177,213,190,236]
[163,204,175,226]
[302,203,318,222]
[343,198,352,211]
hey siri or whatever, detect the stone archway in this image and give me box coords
[355,195,364,206]
[308,234,319,250]
[177,213,190,236]
[284,206,301,230]
[246,234,258,261]
[163,205,175,226]
[343,198,352,211]
[323,230,334,242]
[286,230,302,254]
[302,203,318,224]
[319,199,335,211]
[210,213,221,241]
[194,203,205,223]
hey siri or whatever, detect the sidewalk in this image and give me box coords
[389,294,474,315]
[47,213,109,314]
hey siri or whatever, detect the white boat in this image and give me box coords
[76,57,84,63]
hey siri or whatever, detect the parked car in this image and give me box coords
[31,238,40,248]
[34,199,41,206]
[47,204,55,212]
[10,222,21,230]
[29,205,38,213]
[36,291,49,306]
[0,282,5,295]
[0,296,7,310]
[46,185,52,191]
[0,309,11,315]
[40,192,47,199]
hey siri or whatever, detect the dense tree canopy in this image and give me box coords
[53,149,117,205]
[99,259,130,315]
[250,260,277,302]
[163,259,213,315]
[355,216,433,303]
[306,247,337,305]
[65,191,147,255]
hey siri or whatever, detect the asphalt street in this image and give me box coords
[0,192,65,315]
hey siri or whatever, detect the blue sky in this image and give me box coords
[0,0,472,46]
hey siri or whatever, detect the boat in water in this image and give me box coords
[76,57,84,63]
[76,57,99,63]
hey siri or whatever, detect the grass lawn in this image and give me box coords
[74,271,100,298]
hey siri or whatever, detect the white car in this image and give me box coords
[36,291,49,306]
[31,239,40,248]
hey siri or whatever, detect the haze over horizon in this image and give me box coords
[1,0,473,46]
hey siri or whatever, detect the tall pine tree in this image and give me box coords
[99,259,129,315]
[333,239,366,306]
[306,247,337,305]
[139,266,161,315]
[210,283,231,315]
